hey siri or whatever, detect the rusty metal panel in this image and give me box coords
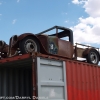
[58,39,74,58]
[37,35,49,51]
[0,59,33,100]
[76,47,86,57]
[66,60,100,100]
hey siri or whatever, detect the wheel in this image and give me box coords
[19,36,40,54]
[86,49,99,65]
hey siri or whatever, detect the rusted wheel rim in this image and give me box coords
[24,39,37,53]
[90,52,98,64]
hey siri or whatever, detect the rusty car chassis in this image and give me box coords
[0,26,99,65]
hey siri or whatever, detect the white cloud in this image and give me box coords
[71,17,100,44]
[83,0,100,17]
[72,0,80,4]
[62,12,67,15]
[65,20,68,23]
[0,14,2,16]
[71,0,100,44]
[12,19,17,24]
[72,0,86,4]
[17,0,20,2]
[0,2,2,5]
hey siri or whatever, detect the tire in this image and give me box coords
[86,49,99,65]
[19,36,40,54]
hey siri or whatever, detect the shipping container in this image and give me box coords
[66,60,100,100]
[0,53,100,100]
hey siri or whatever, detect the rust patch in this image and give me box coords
[58,39,74,58]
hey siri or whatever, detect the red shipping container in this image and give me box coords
[66,60,100,100]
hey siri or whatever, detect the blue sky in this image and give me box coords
[0,0,100,48]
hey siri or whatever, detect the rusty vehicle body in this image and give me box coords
[74,43,100,64]
[0,26,99,65]
[0,26,74,58]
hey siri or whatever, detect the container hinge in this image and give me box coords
[33,59,35,62]
[33,87,36,91]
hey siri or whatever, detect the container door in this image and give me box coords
[36,57,67,100]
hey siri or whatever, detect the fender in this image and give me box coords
[17,33,36,41]
[83,48,99,58]
[10,33,48,54]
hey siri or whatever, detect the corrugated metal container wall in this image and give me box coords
[0,58,33,99]
[66,60,100,100]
